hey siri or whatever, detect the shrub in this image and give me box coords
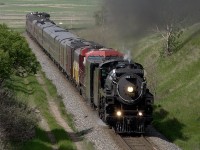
[0,86,39,143]
[0,24,39,83]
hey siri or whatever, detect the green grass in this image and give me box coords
[6,73,76,150]
[25,74,76,150]
[0,0,102,30]
[42,71,76,131]
[21,127,52,150]
[133,24,200,150]
[42,72,95,150]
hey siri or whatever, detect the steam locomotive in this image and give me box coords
[26,12,153,133]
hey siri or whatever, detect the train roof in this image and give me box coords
[26,12,50,22]
[55,31,78,42]
[85,49,123,64]
[42,26,87,48]
[86,49,123,58]
[74,46,102,57]
[99,59,143,70]
[60,38,86,48]
[36,21,55,29]
[27,12,103,50]
[43,25,78,40]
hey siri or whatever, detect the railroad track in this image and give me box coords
[109,129,160,150]
[121,136,159,150]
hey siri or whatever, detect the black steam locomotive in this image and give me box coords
[26,12,153,133]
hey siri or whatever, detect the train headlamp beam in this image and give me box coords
[127,86,134,93]
[138,111,143,116]
[116,111,122,117]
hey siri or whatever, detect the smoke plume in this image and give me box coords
[103,0,200,38]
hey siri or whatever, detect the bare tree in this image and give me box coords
[156,24,183,57]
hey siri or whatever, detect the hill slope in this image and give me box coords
[134,23,200,150]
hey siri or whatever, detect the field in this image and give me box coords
[0,0,101,31]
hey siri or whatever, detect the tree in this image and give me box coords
[156,25,183,57]
[0,24,39,84]
[0,50,11,84]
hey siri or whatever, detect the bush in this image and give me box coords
[0,24,39,82]
[0,86,39,144]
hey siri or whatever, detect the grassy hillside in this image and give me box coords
[133,23,200,150]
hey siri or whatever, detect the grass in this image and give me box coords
[7,70,95,150]
[41,72,95,150]
[133,24,200,150]
[41,71,76,131]
[6,73,76,150]
[0,0,101,30]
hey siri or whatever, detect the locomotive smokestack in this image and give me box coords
[123,50,132,63]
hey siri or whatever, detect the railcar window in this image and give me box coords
[101,69,107,77]
[101,69,107,87]
[101,67,112,87]
[106,56,123,60]
[87,56,103,61]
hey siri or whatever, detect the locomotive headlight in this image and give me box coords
[116,111,122,117]
[127,86,134,93]
[138,111,143,116]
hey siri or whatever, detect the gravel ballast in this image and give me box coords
[25,34,181,150]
